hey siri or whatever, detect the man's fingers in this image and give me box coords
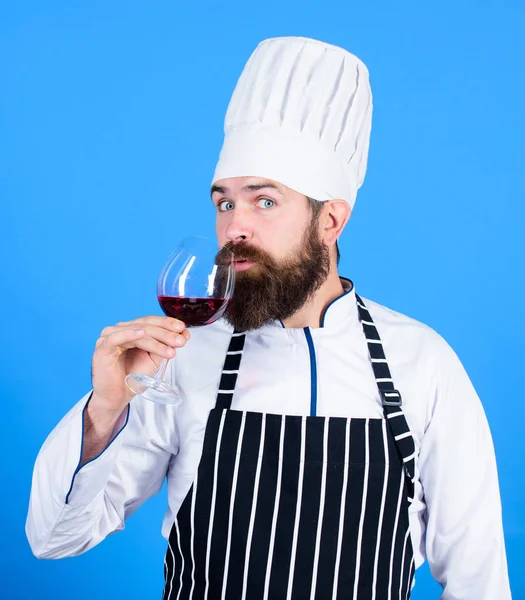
[113,316,186,332]
[119,337,177,359]
[96,328,145,354]
[129,325,186,348]
[97,328,177,359]
[96,319,189,359]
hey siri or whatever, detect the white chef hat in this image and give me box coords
[212,36,373,209]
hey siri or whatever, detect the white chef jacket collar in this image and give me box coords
[268,276,357,332]
[317,277,356,330]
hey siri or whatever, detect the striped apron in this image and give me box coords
[163,294,417,599]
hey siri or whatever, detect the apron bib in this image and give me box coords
[163,295,416,599]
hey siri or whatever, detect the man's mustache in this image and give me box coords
[216,241,275,267]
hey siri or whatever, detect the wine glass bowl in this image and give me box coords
[157,296,230,327]
[125,237,235,405]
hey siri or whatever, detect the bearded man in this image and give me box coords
[26,37,511,599]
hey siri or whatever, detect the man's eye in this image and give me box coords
[258,198,275,209]
[218,200,234,212]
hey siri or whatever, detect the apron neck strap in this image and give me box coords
[355,293,416,490]
[215,330,246,411]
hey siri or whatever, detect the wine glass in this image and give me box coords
[125,236,235,405]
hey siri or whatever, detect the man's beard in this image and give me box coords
[217,217,330,331]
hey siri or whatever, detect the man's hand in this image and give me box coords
[81,317,190,465]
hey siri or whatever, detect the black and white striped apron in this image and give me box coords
[163,294,417,599]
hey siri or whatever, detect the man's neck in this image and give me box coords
[282,271,345,329]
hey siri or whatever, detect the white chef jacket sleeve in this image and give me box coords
[418,335,511,599]
[26,390,178,559]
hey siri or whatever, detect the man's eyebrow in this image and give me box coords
[211,185,227,196]
[241,183,282,194]
[210,182,283,197]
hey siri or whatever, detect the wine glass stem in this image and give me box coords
[157,358,170,382]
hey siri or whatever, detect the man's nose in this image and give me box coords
[224,207,253,243]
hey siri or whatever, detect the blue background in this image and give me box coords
[2,1,524,598]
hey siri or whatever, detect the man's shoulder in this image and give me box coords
[358,295,454,364]
[360,295,435,332]
[357,296,475,408]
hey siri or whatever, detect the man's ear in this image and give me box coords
[321,200,351,246]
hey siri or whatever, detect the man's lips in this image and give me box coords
[234,259,255,272]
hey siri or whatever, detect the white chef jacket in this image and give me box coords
[26,281,511,599]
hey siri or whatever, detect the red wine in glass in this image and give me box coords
[125,236,235,406]
[158,296,229,327]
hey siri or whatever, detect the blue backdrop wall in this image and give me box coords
[2,1,524,598]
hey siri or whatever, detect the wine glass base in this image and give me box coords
[125,373,183,406]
